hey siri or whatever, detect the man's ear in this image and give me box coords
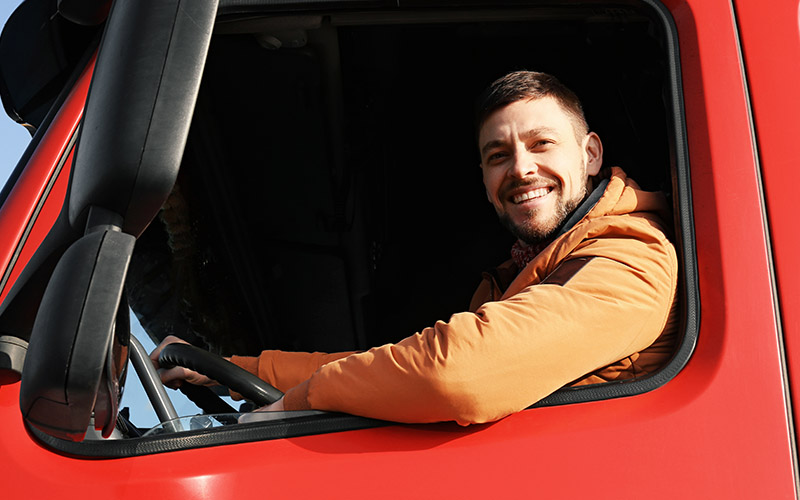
[583,132,603,176]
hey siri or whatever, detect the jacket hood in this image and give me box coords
[589,167,672,225]
[501,166,673,299]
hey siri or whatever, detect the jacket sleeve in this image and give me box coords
[281,217,678,425]
[230,350,356,393]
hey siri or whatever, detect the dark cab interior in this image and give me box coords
[128,6,676,361]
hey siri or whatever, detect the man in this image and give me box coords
[152,71,678,425]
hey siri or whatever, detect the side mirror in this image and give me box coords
[17,0,218,441]
[20,229,133,441]
[69,0,219,237]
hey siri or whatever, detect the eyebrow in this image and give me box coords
[480,127,561,157]
[521,127,560,140]
[480,140,506,157]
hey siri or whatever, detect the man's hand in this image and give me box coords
[259,397,285,412]
[149,335,220,389]
[238,397,285,423]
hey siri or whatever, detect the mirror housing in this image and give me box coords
[20,229,133,441]
[69,0,218,237]
[17,0,218,441]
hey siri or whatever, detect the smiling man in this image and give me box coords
[153,71,679,425]
[479,91,601,245]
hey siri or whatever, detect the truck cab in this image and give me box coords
[0,0,797,497]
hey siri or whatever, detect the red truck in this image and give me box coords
[0,0,797,497]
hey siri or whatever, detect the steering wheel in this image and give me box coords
[158,343,283,408]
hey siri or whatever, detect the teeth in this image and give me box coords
[512,187,549,204]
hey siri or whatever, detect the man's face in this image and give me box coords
[478,97,602,245]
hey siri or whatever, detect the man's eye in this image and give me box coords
[530,140,552,150]
[487,152,508,162]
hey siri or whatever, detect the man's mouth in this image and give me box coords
[510,186,552,204]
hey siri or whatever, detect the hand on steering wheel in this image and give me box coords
[151,336,283,407]
[150,336,215,388]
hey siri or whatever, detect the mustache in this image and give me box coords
[500,178,556,198]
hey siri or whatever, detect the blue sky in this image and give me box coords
[1,1,211,430]
[0,2,31,188]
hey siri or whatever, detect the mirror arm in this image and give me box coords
[84,205,123,235]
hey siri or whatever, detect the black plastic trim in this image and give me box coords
[57,0,112,26]
[0,1,102,133]
[218,0,394,15]
[28,412,386,458]
[0,335,27,382]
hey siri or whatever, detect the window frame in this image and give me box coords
[21,0,698,458]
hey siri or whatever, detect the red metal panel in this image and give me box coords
[0,1,797,498]
[734,0,800,438]
[0,57,93,303]
[0,149,72,304]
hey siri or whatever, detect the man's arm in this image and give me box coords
[229,350,357,393]
[150,336,356,394]
[277,216,678,425]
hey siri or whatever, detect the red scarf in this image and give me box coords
[510,239,549,269]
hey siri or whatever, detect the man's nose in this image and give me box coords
[508,148,537,178]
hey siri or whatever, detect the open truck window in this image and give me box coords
[0,0,697,457]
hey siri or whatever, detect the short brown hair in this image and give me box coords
[475,71,589,140]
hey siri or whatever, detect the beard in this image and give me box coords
[498,184,587,246]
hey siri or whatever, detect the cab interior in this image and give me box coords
[127,6,677,363]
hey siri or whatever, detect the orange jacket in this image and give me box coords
[231,168,679,425]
